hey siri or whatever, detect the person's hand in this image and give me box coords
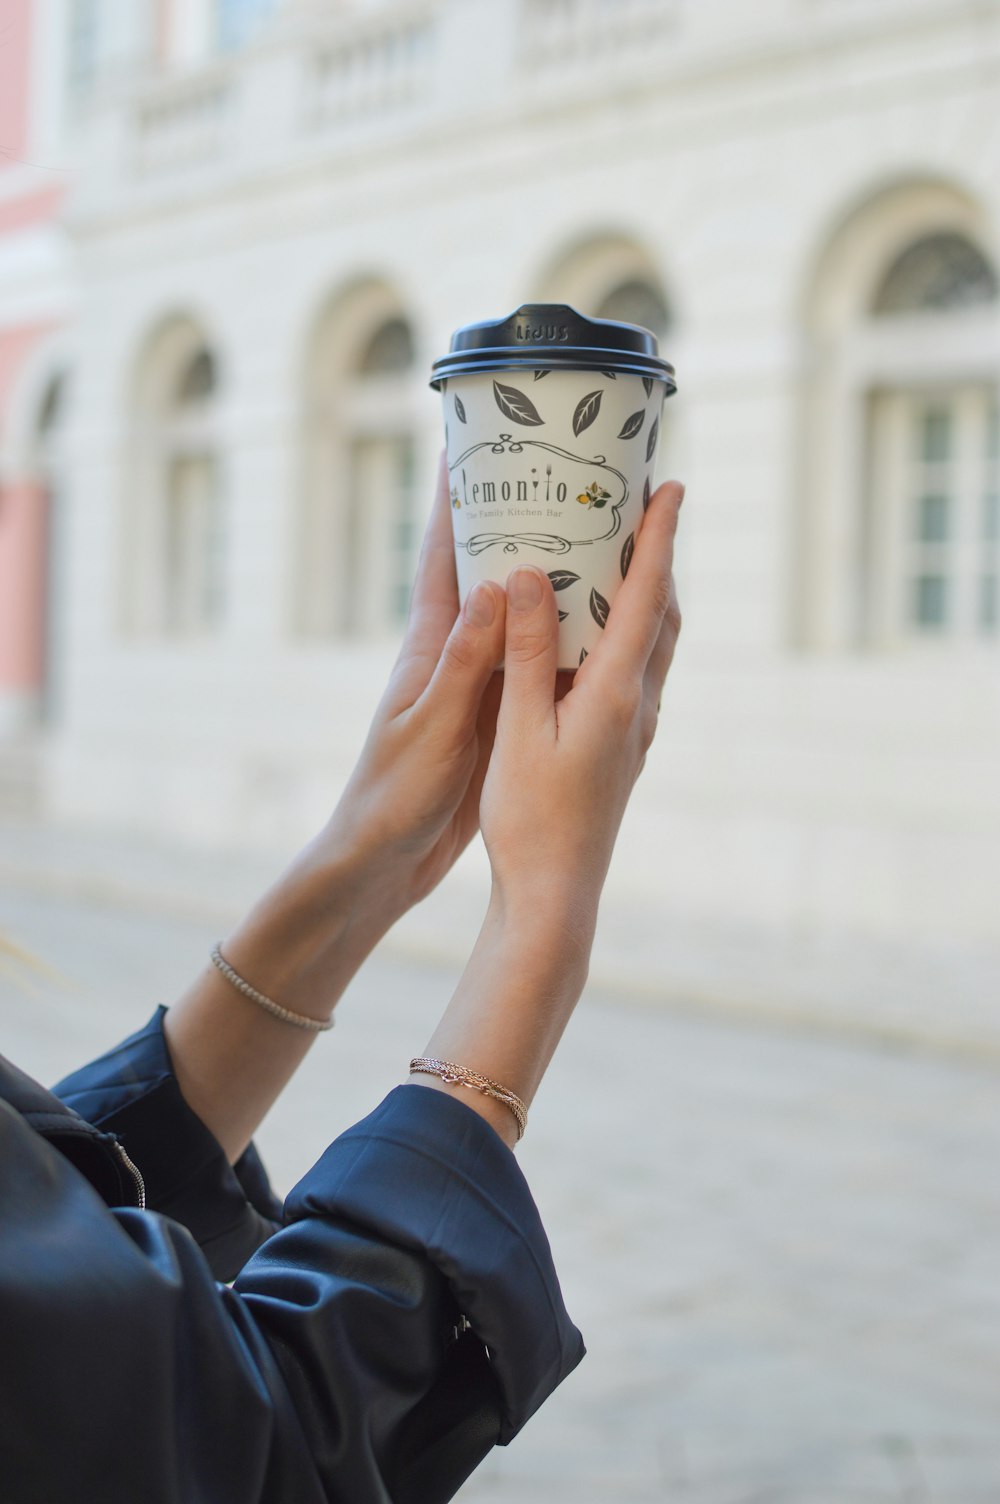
[165,457,515,1158]
[319,452,510,914]
[409,480,684,1143]
[481,481,684,936]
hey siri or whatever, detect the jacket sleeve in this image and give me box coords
[51,1005,284,1280]
[0,1082,585,1504]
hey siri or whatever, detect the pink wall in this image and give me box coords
[0,185,64,233]
[0,481,48,688]
[0,323,60,700]
[0,6,66,713]
[0,0,32,171]
[0,322,55,415]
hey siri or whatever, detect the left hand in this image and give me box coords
[320,451,508,914]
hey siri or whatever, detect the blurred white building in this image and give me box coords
[2,0,999,946]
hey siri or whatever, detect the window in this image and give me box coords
[358,317,414,375]
[160,348,226,636]
[594,278,670,340]
[873,233,998,315]
[216,0,280,53]
[298,300,420,639]
[124,328,226,639]
[801,189,1000,653]
[869,388,999,645]
[164,453,225,633]
[67,0,100,99]
[866,229,999,647]
[343,435,418,634]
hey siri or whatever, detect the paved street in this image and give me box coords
[2,842,999,1503]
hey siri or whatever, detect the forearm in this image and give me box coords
[164,824,409,1164]
[409,887,596,1149]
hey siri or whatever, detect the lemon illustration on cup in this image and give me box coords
[450,486,461,509]
[576,481,612,510]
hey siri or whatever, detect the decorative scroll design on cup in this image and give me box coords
[465,532,576,557]
[449,435,630,557]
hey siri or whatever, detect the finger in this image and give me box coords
[404,451,462,665]
[417,579,507,740]
[595,481,683,685]
[638,576,681,757]
[453,669,505,848]
[643,573,682,704]
[499,567,559,731]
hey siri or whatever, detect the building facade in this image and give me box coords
[2,0,998,945]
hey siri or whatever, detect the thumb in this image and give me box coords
[419,580,506,737]
[501,567,558,727]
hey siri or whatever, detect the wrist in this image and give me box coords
[222,833,403,1023]
[415,885,594,1124]
[486,877,600,965]
[313,800,425,929]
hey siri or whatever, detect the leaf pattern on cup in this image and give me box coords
[642,476,651,512]
[558,609,569,622]
[548,569,581,591]
[617,410,645,440]
[620,531,635,579]
[579,647,589,666]
[600,370,617,380]
[572,390,603,437]
[645,417,659,463]
[590,587,610,629]
[533,369,550,381]
[642,377,653,398]
[493,380,544,426]
[454,393,467,424]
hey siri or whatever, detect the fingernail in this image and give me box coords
[508,568,543,612]
[465,581,496,627]
[677,482,686,506]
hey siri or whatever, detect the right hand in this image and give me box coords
[480,481,684,933]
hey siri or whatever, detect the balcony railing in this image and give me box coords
[134,73,233,177]
[304,5,438,130]
[74,0,976,201]
[521,0,680,68]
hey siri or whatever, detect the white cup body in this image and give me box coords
[443,367,666,669]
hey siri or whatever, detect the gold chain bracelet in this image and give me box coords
[409,1057,527,1141]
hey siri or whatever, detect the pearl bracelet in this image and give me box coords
[210,942,334,1032]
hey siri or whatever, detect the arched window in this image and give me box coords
[800,187,999,652]
[594,277,671,341]
[357,317,414,375]
[299,287,420,638]
[872,233,998,315]
[867,233,999,644]
[162,346,225,634]
[125,319,226,638]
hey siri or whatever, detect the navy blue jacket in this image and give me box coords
[0,1006,584,1502]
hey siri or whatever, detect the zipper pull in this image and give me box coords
[112,1140,146,1209]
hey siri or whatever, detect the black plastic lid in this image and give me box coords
[429,303,676,392]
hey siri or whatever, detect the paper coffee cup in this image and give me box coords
[430,304,676,669]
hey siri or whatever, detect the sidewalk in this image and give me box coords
[4,829,1000,1504]
[2,812,997,1066]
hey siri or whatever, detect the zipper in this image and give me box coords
[113,1140,146,1209]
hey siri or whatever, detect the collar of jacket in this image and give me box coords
[0,1051,145,1209]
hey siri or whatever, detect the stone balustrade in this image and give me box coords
[71,0,963,202]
